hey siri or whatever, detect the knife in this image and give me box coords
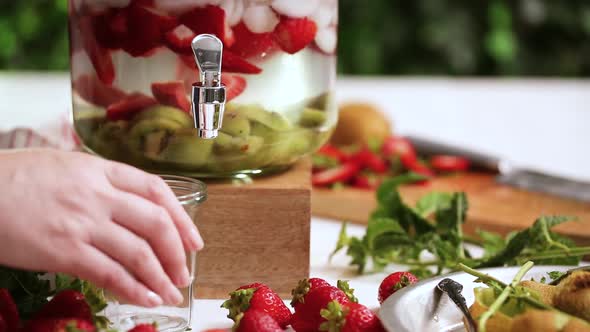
[406,135,590,203]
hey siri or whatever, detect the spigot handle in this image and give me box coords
[192,34,223,88]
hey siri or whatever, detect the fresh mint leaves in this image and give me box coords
[332,177,590,276]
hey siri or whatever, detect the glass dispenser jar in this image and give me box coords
[69,0,338,177]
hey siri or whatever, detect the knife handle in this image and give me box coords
[405,135,501,173]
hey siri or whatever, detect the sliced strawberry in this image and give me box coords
[312,162,360,187]
[73,74,126,107]
[151,81,191,113]
[273,17,317,54]
[176,54,198,95]
[164,24,196,54]
[79,17,115,84]
[93,8,128,50]
[222,74,246,101]
[381,136,418,169]
[106,93,157,121]
[317,144,349,163]
[353,148,388,174]
[229,22,276,59]
[353,174,380,190]
[223,50,262,74]
[0,289,19,332]
[127,323,158,332]
[123,4,177,57]
[180,5,233,46]
[407,160,435,178]
[430,155,471,173]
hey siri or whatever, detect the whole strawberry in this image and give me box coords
[291,281,357,332]
[0,289,20,331]
[34,290,92,321]
[127,323,158,332]
[28,318,95,332]
[222,283,291,329]
[378,272,418,304]
[0,314,6,332]
[290,278,330,309]
[320,301,385,332]
[234,309,282,332]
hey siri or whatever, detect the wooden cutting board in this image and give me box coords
[312,173,590,245]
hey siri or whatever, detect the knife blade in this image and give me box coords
[406,135,590,203]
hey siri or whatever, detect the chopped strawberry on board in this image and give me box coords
[353,148,388,174]
[316,144,349,163]
[180,5,234,47]
[378,271,419,304]
[312,162,360,187]
[222,283,292,329]
[381,136,418,169]
[273,17,318,54]
[407,160,435,178]
[430,155,471,173]
[127,323,158,332]
[222,74,246,102]
[106,93,157,121]
[229,22,277,59]
[352,174,380,190]
[151,81,191,113]
[234,309,282,332]
[0,289,19,332]
[164,24,196,54]
[222,51,262,74]
[28,318,95,332]
[73,74,127,107]
[79,17,115,84]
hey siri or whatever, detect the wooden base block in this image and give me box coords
[194,159,311,299]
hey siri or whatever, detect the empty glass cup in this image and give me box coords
[111,175,207,331]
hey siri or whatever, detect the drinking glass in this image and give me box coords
[111,175,207,331]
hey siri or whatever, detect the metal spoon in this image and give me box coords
[437,278,477,332]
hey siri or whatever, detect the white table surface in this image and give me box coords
[1,72,590,330]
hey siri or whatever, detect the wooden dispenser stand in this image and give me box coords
[194,159,311,298]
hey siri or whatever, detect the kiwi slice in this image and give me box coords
[132,105,193,128]
[144,131,168,158]
[220,111,251,138]
[238,104,292,131]
[213,132,264,155]
[158,135,214,167]
[299,107,327,128]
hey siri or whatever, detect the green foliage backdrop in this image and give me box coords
[1,0,589,76]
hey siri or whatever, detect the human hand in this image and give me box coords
[0,149,204,307]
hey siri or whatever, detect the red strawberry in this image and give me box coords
[294,282,356,332]
[151,80,191,113]
[106,93,157,121]
[127,323,158,332]
[222,74,246,101]
[430,155,471,173]
[291,310,316,332]
[381,136,417,169]
[312,162,360,187]
[320,301,385,332]
[290,278,331,309]
[407,160,435,178]
[202,329,229,332]
[273,17,317,54]
[164,24,196,54]
[353,148,388,173]
[378,272,418,304]
[93,8,128,50]
[222,51,262,74]
[352,175,380,190]
[234,309,282,332]
[180,5,233,47]
[222,283,291,329]
[229,23,276,59]
[0,314,6,332]
[0,289,19,332]
[28,318,95,332]
[123,4,177,57]
[317,144,349,163]
[73,74,127,107]
[34,290,92,322]
[79,17,115,84]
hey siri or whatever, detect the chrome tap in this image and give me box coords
[190,34,226,139]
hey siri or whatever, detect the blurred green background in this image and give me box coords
[1,0,590,76]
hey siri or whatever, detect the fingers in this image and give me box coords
[105,162,203,251]
[109,191,190,288]
[67,244,164,308]
[91,223,184,305]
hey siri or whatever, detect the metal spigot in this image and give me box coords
[191,34,226,139]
